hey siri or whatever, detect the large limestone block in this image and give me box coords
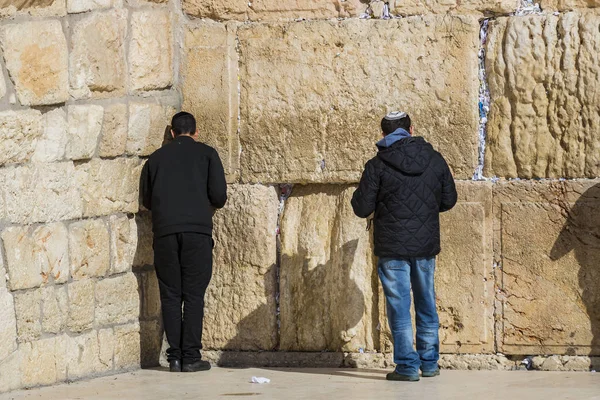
[32,109,68,163]
[139,270,160,320]
[494,180,600,355]
[0,349,20,393]
[0,110,42,166]
[67,0,121,13]
[114,323,141,369]
[66,331,111,379]
[42,286,68,334]
[99,104,128,158]
[1,162,82,224]
[139,319,162,368]
[95,273,140,326]
[203,185,279,350]
[14,290,42,342]
[69,219,110,280]
[133,211,153,268]
[0,288,17,362]
[0,20,68,106]
[67,279,95,332]
[127,102,176,156]
[238,17,480,183]
[98,328,115,369]
[183,0,364,20]
[35,223,70,284]
[390,0,515,16]
[19,337,64,387]
[0,0,66,18]
[540,0,600,11]
[70,9,128,99]
[280,185,378,352]
[485,12,600,179]
[129,10,173,92]
[109,215,137,275]
[66,105,104,160]
[75,158,142,217]
[182,22,239,182]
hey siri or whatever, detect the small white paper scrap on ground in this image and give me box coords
[251,376,271,384]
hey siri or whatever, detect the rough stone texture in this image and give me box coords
[0,20,68,106]
[13,290,42,343]
[0,110,42,166]
[109,215,137,275]
[280,185,378,352]
[238,17,479,183]
[2,227,43,290]
[67,279,95,332]
[95,273,139,326]
[0,351,21,393]
[19,337,63,387]
[439,354,516,370]
[69,219,110,280]
[66,331,109,379]
[0,68,5,99]
[389,0,516,16]
[114,323,141,370]
[98,104,127,158]
[203,185,279,350]
[67,0,120,13]
[32,108,68,163]
[130,10,173,92]
[127,103,175,156]
[75,158,143,217]
[0,0,66,18]
[182,22,239,182]
[140,270,160,320]
[34,223,70,285]
[41,286,68,334]
[139,320,162,368]
[183,0,364,21]
[494,180,600,355]
[1,161,82,224]
[70,9,128,99]
[66,105,104,160]
[0,288,17,362]
[133,211,153,268]
[485,12,600,179]
[540,0,600,11]
[98,328,115,370]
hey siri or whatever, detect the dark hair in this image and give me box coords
[381,114,411,135]
[171,112,196,136]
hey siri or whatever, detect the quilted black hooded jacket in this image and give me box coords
[351,136,457,258]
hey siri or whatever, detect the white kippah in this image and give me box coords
[383,111,407,121]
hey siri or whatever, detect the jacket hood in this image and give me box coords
[376,136,434,175]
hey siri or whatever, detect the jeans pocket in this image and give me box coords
[417,259,436,273]
[379,258,408,270]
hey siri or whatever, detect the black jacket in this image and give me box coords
[351,136,457,258]
[140,135,227,238]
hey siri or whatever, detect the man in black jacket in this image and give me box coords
[140,112,227,373]
[352,111,457,382]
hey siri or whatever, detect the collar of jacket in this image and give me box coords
[174,135,195,143]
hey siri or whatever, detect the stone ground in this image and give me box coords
[1,368,598,400]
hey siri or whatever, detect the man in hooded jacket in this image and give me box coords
[352,111,457,382]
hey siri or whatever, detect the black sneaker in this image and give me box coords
[169,360,182,373]
[386,371,420,381]
[422,369,440,378]
[182,360,211,372]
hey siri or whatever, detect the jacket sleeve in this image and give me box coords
[439,157,457,213]
[208,148,228,209]
[351,160,379,218]
[140,160,152,210]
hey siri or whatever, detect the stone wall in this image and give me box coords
[1,0,600,393]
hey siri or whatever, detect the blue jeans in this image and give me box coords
[378,257,439,376]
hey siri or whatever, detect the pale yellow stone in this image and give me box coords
[182,22,239,181]
[133,212,153,268]
[66,105,104,160]
[0,110,42,166]
[14,289,42,343]
[203,185,278,350]
[2,227,43,290]
[95,273,140,326]
[41,285,68,334]
[98,328,114,370]
[109,215,137,274]
[19,337,60,387]
[130,10,173,92]
[0,68,5,99]
[140,270,160,320]
[98,104,128,158]
[238,17,480,183]
[0,0,66,18]
[67,279,95,332]
[389,0,516,16]
[66,330,106,379]
[0,288,17,362]
[0,351,21,393]
[127,103,176,156]
[75,158,143,217]
[0,20,68,106]
[67,0,120,13]
[540,0,600,11]
[114,323,140,370]
[33,222,70,284]
[70,9,127,99]
[32,108,68,163]
[69,219,110,280]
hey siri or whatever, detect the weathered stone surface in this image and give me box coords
[32,108,68,163]
[14,290,42,342]
[238,17,480,183]
[98,104,127,158]
[114,323,140,369]
[35,223,70,284]
[183,0,363,21]
[66,105,104,160]
[0,351,21,393]
[439,354,516,370]
[68,279,95,332]
[42,286,68,334]
[70,9,127,99]
[0,110,42,166]
[540,0,600,11]
[96,273,139,326]
[19,337,64,387]
[130,10,173,92]
[182,22,239,182]
[494,180,600,355]
[69,219,110,280]
[127,103,175,156]
[485,12,600,179]
[110,215,137,275]
[75,158,143,217]
[280,185,378,352]
[66,330,109,379]
[0,0,66,17]
[67,0,120,13]
[98,328,114,369]
[389,0,516,16]
[2,227,43,290]
[140,270,160,320]
[0,68,5,99]
[203,185,278,350]
[1,162,82,224]
[0,288,17,362]
[1,20,68,106]
[133,211,153,268]
[139,320,162,368]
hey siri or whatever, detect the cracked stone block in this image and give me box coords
[66,105,104,160]
[0,0,66,17]
[182,22,239,182]
[66,330,110,379]
[69,219,110,280]
[109,215,137,275]
[485,12,600,179]
[98,104,128,158]
[14,289,42,343]
[494,180,600,355]
[0,288,17,362]
[95,273,140,326]
[19,336,65,387]
[1,20,68,106]
[127,102,176,156]
[0,110,43,166]
[203,185,279,350]
[280,185,378,352]
[67,279,95,332]
[238,17,480,183]
[390,0,516,16]
[98,328,115,370]
[42,286,68,334]
[32,108,68,163]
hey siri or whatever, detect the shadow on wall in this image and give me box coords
[550,183,600,364]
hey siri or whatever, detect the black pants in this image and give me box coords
[154,233,213,362]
